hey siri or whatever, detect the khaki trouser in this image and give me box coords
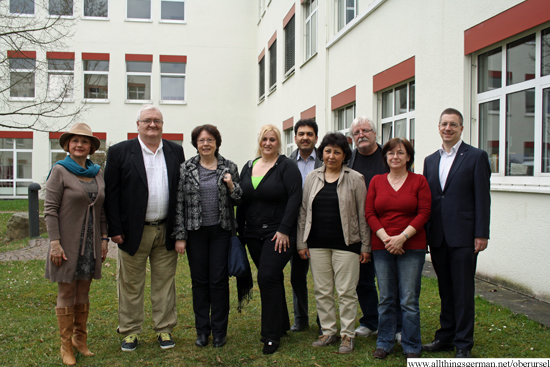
[117,223,178,336]
[309,248,360,338]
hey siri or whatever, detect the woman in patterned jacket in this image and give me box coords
[173,124,242,348]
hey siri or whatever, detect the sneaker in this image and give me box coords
[121,334,138,351]
[395,332,402,344]
[157,332,175,349]
[339,335,354,354]
[355,325,377,337]
[312,334,339,347]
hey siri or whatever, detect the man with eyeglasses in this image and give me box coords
[105,104,185,352]
[422,108,490,358]
[347,116,389,340]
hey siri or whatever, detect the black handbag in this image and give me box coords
[227,190,250,278]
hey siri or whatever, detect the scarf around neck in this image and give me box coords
[47,155,100,180]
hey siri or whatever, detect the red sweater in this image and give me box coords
[365,172,431,251]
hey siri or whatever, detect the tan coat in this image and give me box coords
[297,165,371,253]
[44,165,108,283]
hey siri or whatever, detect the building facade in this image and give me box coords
[1,0,549,301]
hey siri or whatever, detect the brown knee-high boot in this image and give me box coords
[72,303,94,356]
[56,306,76,366]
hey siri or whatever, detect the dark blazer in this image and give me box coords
[289,148,323,170]
[104,138,185,256]
[423,142,491,249]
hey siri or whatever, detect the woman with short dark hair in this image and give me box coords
[173,124,242,348]
[297,132,370,354]
[365,137,431,360]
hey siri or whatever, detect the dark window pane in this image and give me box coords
[285,16,295,73]
[269,40,277,87]
[394,84,407,115]
[506,89,535,176]
[126,61,152,72]
[49,0,73,16]
[259,57,265,98]
[543,88,550,172]
[160,62,186,74]
[506,34,535,86]
[161,1,184,20]
[84,0,108,17]
[479,100,500,173]
[84,60,109,71]
[542,27,550,77]
[127,0,150,19]
[48,59,74,71]
[10,0,34,14]
[478,47,502,93]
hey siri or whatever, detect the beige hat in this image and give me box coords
[59,123,101,154]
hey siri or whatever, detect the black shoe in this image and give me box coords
[290,323,307,332]
[422,340,455,352]
[195,334,209,347]
[262,339,279,354]
[213,337,226,348]
[157,332,175,349]
[455,350,472,358]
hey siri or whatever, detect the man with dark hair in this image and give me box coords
[105,105,185,351]
[288,118,322,332]
[347,116,389,339]
[422,108,491,358]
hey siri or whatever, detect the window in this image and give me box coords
[126,55,152,101]
[47,53,74,101]
[127,0,150,20]
[50,134,106,167]
[49,0,73,16]
[335,103,356,141]
[304,0,317,60]
[284,128,294,157]
[284,15,295,75]
[10,0,34,14]
[160,56,186,102]
[269,40,277,90]
[380,80,415,146]
[84,0,108,18]
[161,0,184,21]
[259,55,265,99]
[476,26,550,181]
[9,51,36,99]
[0,134,33,198]
[337,0,356,31]
[83,54,109,100]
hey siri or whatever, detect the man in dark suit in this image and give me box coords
[105,105,185,352]
[422,108,491,358]
[288,118,322,332]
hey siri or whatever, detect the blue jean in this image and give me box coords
[373,249,425,355]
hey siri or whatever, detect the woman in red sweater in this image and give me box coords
[365,137,431,360]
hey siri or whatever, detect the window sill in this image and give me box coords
[48,15,75,19]
[125,18,153,23]
[8,97,36,102]
[300,52,317,68]
[125,99,153,104]
[160,100,186,105]
[268,85,276,96]
[159,20,186,24]
[8,13,34,17]
[258,95,265,105]
[82,16,109,21]
[50,99,74,103]
[83,99,109,103]
[491,183,550,194]
[283,67,295,83]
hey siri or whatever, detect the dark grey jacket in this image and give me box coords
[172,154,242,240]
[289,148,323,170]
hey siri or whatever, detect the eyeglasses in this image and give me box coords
[352,129,373,136]
[140,119,163,125]
[439,122,460,129]
[198,138,215,144]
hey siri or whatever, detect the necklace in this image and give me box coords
[388,172,407,190]
[200,158,217,169]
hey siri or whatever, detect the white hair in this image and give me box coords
[351,116,376,134]
[136,104,163,121]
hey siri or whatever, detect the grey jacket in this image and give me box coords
[297,165,371,253]
[289,148,323,170]
[173,154,242,240]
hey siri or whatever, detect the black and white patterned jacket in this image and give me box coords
[172,154,242,240]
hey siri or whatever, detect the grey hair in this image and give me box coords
[136,104,163,121]
[351,116,376,134]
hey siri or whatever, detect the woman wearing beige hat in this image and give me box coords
[44,123,109,365]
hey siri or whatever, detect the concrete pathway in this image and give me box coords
[0,239,548,328]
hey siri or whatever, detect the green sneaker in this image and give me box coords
[121,334,138,351]
[157,332,175,349]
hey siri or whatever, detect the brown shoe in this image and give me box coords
[312,334,339,347]
[372,348,392,359]
[56,306,76,366]
[72,303,94,356]
[339,335,354,354]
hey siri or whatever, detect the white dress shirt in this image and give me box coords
[439,140,463,191]
[138,136,169,222]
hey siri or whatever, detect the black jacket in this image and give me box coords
[237,155,302,240]
[104,138,185,256]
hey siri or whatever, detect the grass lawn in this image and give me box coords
[0,257,548,367]
[0,199,44,213]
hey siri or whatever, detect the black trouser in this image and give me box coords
[430,238,478,351]
[186,225,231,338]
[290,252,309,326]
[246,236,292,341]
